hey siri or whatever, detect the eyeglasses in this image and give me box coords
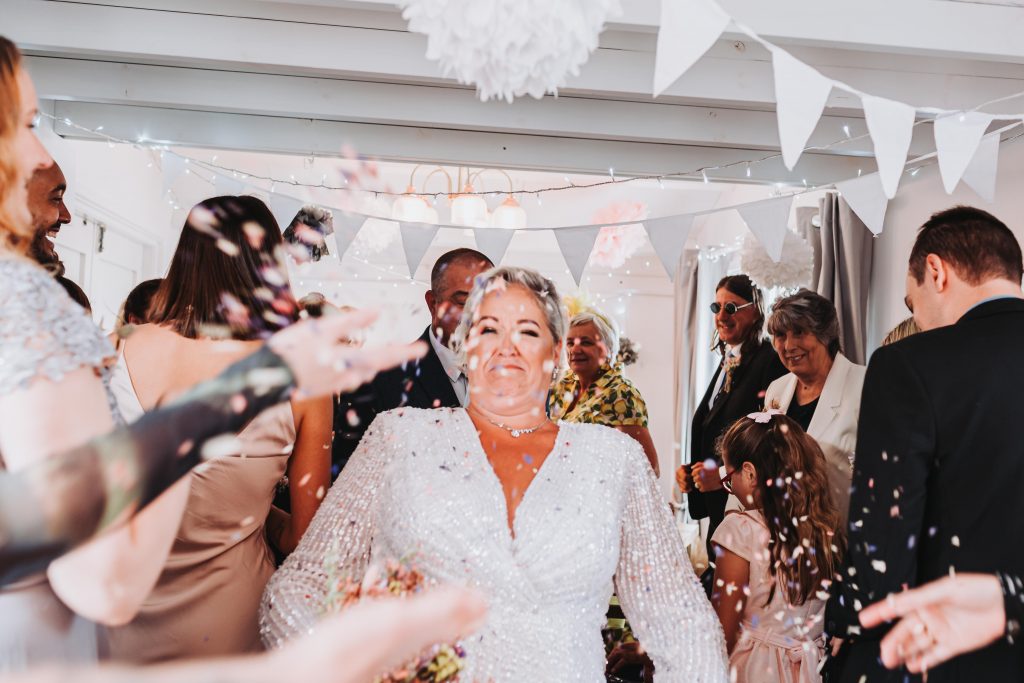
[710,301,755,316]
[720,468,738,493]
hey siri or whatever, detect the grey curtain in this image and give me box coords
[797,193,874,365]
[674,249,701,485]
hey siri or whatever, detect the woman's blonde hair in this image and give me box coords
[0,36,32,253]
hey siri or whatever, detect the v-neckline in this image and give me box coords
[458,409,564,543]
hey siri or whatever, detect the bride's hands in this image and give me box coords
[268,308,426,398]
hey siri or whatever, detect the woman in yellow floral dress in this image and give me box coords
[548,307,659,476]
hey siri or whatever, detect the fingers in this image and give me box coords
[877,612,936,670]
[313,307,380,340]
[304,586,487,682]
[340,341,427,384]
[859,580,952,628]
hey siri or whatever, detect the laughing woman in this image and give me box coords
[548,307,659,476]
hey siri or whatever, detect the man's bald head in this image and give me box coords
[26,162,70,274]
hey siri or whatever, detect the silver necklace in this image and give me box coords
[484,416,550,438]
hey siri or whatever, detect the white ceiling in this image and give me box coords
[12,0,1024,188]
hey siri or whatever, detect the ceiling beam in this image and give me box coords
[50,100,874,184]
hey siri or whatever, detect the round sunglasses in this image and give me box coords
[709,301,755,315]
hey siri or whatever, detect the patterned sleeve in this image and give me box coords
[612,378,649,427]
[0,259,112,394]
[259,410,394,648]
[615,442,729,682]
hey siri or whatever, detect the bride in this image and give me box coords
[260,267,727,682]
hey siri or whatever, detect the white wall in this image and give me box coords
[867,141,1024,352]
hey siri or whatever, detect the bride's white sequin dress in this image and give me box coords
[260,408,727,682]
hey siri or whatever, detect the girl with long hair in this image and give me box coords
[711,411,845,683]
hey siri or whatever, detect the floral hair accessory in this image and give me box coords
[746,408,783,424]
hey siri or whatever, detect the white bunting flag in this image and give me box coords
[961,131,1000,203]
[862,95,917,199]
[934,112,992,194]
[653,0,730,97]
[473,228,517,267]
[332,213,366,260]
[772,48,833,171]
[161,153,187,197]
[644,215,695,281]
[399,221,440,277]
[736,196,794,263]
[269,193,306,232]
[553,226,601,286]
[835,172,888,235]
[214,173,247,197]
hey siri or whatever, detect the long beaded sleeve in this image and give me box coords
[614,447,729,683]
[260,411,393,647]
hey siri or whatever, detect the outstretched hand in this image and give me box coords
[858,574,1004,673]
[269,308,427,399]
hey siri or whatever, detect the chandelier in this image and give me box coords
[391,166,527,229]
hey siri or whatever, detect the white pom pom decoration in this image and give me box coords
[739,230,814,292]
[399,0,622,103]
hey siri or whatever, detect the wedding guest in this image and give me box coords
[712,411,844,682]
[26,160,70,276]
[0,34,426,671]
[677,274,786,565]
[283,205,333,263]
[332,248,493,476]
[548,306,659,475]
[763,290,865,523]
[881,315,921,346]
[120,278,161,326]
[106,196,333,662]
[262,266,729,681]
[56,275,91,312]
[826,206,1024,682]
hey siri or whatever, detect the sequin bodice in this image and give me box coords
[260,407,727,682]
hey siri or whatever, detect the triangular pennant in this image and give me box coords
[214,173,247,197]
[161,153,187,197]
[653,0,730,97]
[399,221,440,277]
[553,226,600,286]
[835,173,888,235]
[473,228,516,266]
[736,196,794,262]
[644,215,695,281]
[934,111,992,194]
[772,48,833,171]
[269,194,306,231]
[961,131,1000,203]
[862,95,917,199]
[332,213,366,259]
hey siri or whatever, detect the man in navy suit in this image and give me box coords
[331,248,493,476]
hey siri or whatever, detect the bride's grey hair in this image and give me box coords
[450,266,566,366]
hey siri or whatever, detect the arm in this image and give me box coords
[260,411,394,647]
[267,395,333,555]
[4,587,486,683]
[617,425,659,477]
[825,345,935,639]
[615,444,729,682]
[710,546,749,654]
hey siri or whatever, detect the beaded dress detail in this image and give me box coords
[260,407,728,682]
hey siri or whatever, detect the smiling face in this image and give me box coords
[426,257,492,346]
[771,328,832,379]
[463,283,560,417]
[714,287,756,346]
[565,321,608,381]
[27,162,69,266]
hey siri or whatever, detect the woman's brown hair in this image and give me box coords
[718,414,845,606]
[148,195,299,341]
[0,36,32,252]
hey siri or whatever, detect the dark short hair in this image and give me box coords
[123,278,162,325]
[713,274,765,351]
[767,289,841,358]
[56,275,91,312]
[909,206,1023,286]
[149,195,298,341]
[429,248,493,293]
